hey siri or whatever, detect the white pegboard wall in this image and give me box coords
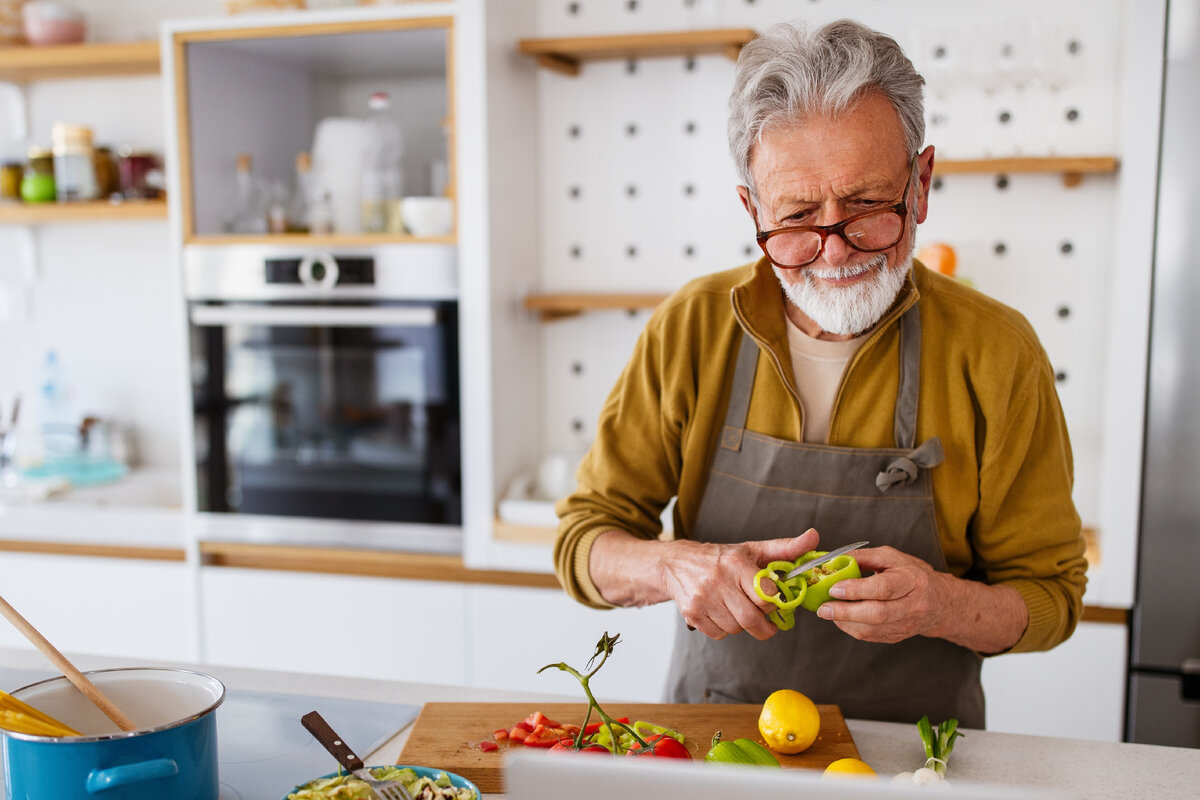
[527,0,1133,534]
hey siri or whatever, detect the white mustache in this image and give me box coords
[805,254,888,281]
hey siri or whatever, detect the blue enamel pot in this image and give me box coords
[2,667,225,800]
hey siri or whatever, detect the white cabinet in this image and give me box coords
[463,585,676,702]
[982,621,1127,741]
[0,552,194,663]
[199,566,468,686]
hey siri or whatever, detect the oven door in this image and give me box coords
[189,301,460,526]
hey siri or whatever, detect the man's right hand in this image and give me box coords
[588,527,821,641]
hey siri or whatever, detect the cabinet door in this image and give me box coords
[464,585,677,701]
[981,621,1127,741]
[200,567,467,685]
[0,553,194,662]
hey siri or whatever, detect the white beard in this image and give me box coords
[775,253,912,336]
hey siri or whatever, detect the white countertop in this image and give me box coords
[0,647,1195,799]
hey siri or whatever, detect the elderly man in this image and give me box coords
[553,19,1087,727]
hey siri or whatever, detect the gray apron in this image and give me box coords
[663,304,985,728]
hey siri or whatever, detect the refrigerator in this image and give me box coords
[1126,0,1200,747]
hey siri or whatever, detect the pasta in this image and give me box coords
[0,689,80,737]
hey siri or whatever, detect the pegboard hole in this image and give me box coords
[1056,305,1071,319]
[626,0,638,10]
[568,185,581,199]
[626,59,638,75]
[743,244,756,258]
[571,361,584,375]
[570,244,583,259]
[1060,241,1074,255]
[571,418,585,433]
[1055,370,1068,384]
[998,110,1013,125]
[932,176,944,191]
[568,124,582,139]
[684,120,698,135]
[933,44,948,60]
[1067,39,1082,56]
[567,1,581,15]
[685,56,697,72]
[1065,108,1080,123]
[626,184,638,198]
[993,241,1007,256]
[626,244,638,259]
[625,122,638,137]
[995,174,1010,190]
[683,183,696,196]
[684,244,696,258]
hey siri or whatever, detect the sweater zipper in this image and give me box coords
[730,293,806,424]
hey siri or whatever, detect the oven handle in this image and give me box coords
[189,305,438,328]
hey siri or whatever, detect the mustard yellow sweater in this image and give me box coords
[554,259,1088,654]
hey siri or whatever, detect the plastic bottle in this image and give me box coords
[39,350,77,463]
[359,91,404,233]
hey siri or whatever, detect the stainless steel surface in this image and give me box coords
[190,304,438,328]
[1128,0,1200,747]
[302,711,413,800]
[783,540,870,580]
[183,244,458,301]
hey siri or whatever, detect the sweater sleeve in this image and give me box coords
[552,314,686,609]
[972,344,1088,654]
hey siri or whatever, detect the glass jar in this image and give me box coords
[0,160,22,202]
[20,146,56,203]
[116,147,162,199]
[51,122,98,202]
[93,146,120,199]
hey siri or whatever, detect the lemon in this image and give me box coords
[757,689,820,754]
[823,757,878,778]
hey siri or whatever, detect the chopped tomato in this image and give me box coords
[477,740,499,752]
[549,740,611,755]
[492,728,509,742]
[523,724,572,748]
[512,721,534,733]
[524,711,561,729]
[508,726,528,743]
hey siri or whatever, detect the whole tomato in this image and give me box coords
[548,740,611,756]
[625,733,692,760]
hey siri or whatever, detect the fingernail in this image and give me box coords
[817,605,833,619]
[829,585,846,599]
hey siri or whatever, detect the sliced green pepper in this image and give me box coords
[792,551,861,612]
[704,730,780,767]
[754,560,808,630]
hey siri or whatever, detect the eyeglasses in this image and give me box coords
[755,155,918,269]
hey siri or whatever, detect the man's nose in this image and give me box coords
[819,230,856,266]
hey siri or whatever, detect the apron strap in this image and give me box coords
[719,331,760,452]
[894,302,922,450]
[876,436,945,492]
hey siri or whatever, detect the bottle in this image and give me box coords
[224,152,267,234]
[39,350,77,464]
[285,151,315,233]
[360,91,404,233]
[51,123,98,202]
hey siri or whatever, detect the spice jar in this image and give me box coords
[92,146,120,199]
[116,146,162,199]
[20,146,56,203]
[51,122,98,202]
[0,161,22,202]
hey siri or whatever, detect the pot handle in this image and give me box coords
[86,758,179,793]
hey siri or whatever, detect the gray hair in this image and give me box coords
[728,19,925,195]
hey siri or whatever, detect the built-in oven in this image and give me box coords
[184,246,461,530]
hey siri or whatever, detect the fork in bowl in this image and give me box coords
[300,710,414,800]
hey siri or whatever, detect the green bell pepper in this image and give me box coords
[792,551,861,612]
[755,551,861,629]
[704,731,780,767]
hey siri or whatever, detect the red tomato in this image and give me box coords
[508,726,528,743]
[583,717,629,736]
[492,728,509,742]
[523,724,571,748]
[477,740,499,752]
[524,711,561,729]
[625,734,692,760]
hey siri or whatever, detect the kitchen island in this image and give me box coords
[0,647,1195,799]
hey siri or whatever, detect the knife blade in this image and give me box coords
[783,540,870,580]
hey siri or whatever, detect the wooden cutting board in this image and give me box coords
[396,702,858,794]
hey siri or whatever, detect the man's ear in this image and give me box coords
[737,185,758,226]
[914,145,935,224]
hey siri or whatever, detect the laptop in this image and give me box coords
[504,751,1072,800]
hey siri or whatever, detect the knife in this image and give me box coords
[783,540,870,580]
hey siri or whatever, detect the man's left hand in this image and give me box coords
[814,545,1029,653]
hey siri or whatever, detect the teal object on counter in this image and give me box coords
[21,457,128,487]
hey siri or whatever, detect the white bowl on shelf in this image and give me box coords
[23,1,86,45]
[401,196,454,237]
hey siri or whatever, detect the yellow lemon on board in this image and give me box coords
[758,689,821,754]
[823,757,878,778]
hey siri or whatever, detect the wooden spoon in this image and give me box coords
[0,593,137,732]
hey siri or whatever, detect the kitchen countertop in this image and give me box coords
[0,647,1195,799]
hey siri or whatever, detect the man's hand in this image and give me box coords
[588,528,820,641]
[815,546,1029,653]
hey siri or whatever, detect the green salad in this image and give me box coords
[287,767,477,800]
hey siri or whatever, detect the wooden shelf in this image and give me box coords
[935,156,1118,187]
[0,198,167,224]
[183,232,456,247]
[518,28,757,76]
[524,292,669,320]
[0,40,160,82]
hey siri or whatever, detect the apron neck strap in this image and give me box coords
[722,302,923,450]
